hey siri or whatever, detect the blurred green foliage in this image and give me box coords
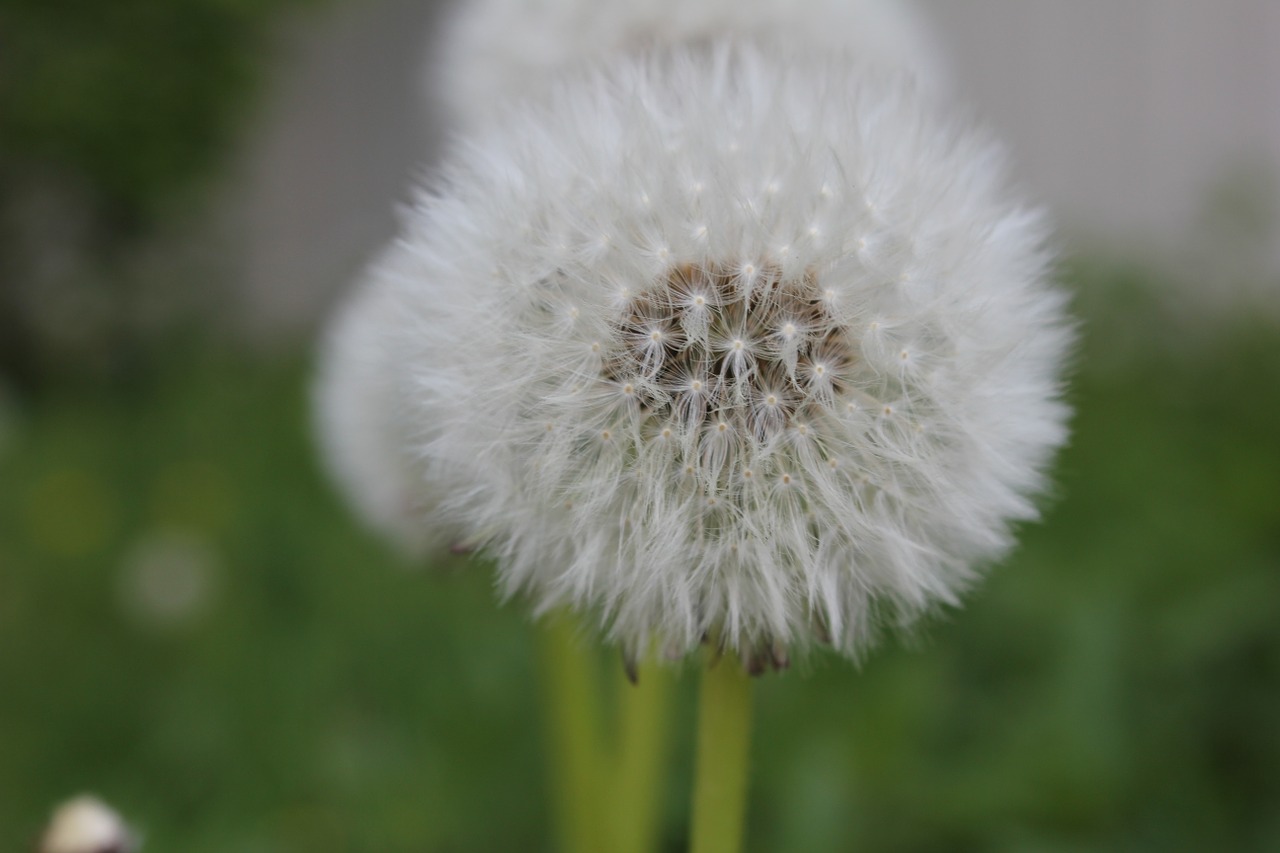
[1,265,1277,851]
[0,0,316,220]
[0,0,320,386]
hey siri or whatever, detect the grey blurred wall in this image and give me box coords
[922,0,1280,270]
[221,0,446,340]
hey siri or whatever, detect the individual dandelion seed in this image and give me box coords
[388,42,1073,669]
[39,796,137,853]
[313,249,465,558]
[431,0,948,133]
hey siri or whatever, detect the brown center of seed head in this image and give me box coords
[604,261,856,456]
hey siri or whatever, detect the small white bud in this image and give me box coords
[40,796,137,853]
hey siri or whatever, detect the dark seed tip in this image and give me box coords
[622,653,639,686]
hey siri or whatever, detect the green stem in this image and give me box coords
[612,658,672,853]
[689,652,754,853]
[537,613,606,853]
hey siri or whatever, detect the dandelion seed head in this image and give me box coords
[378,45,1071,662]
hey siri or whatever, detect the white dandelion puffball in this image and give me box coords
[393,44,1073,665]
[40,795,136,853]
[433,0,948,132]
[314,261,456,557]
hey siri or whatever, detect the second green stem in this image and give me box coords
[689,652,754,853]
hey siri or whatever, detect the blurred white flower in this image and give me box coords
[432,0,948,132]
[313,264,459,557]
[40,795,137,853]
[369,44,1072,666]
[118,530,218,629]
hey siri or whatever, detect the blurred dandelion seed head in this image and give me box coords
[434,0,948,132]
[314,268,459,558]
